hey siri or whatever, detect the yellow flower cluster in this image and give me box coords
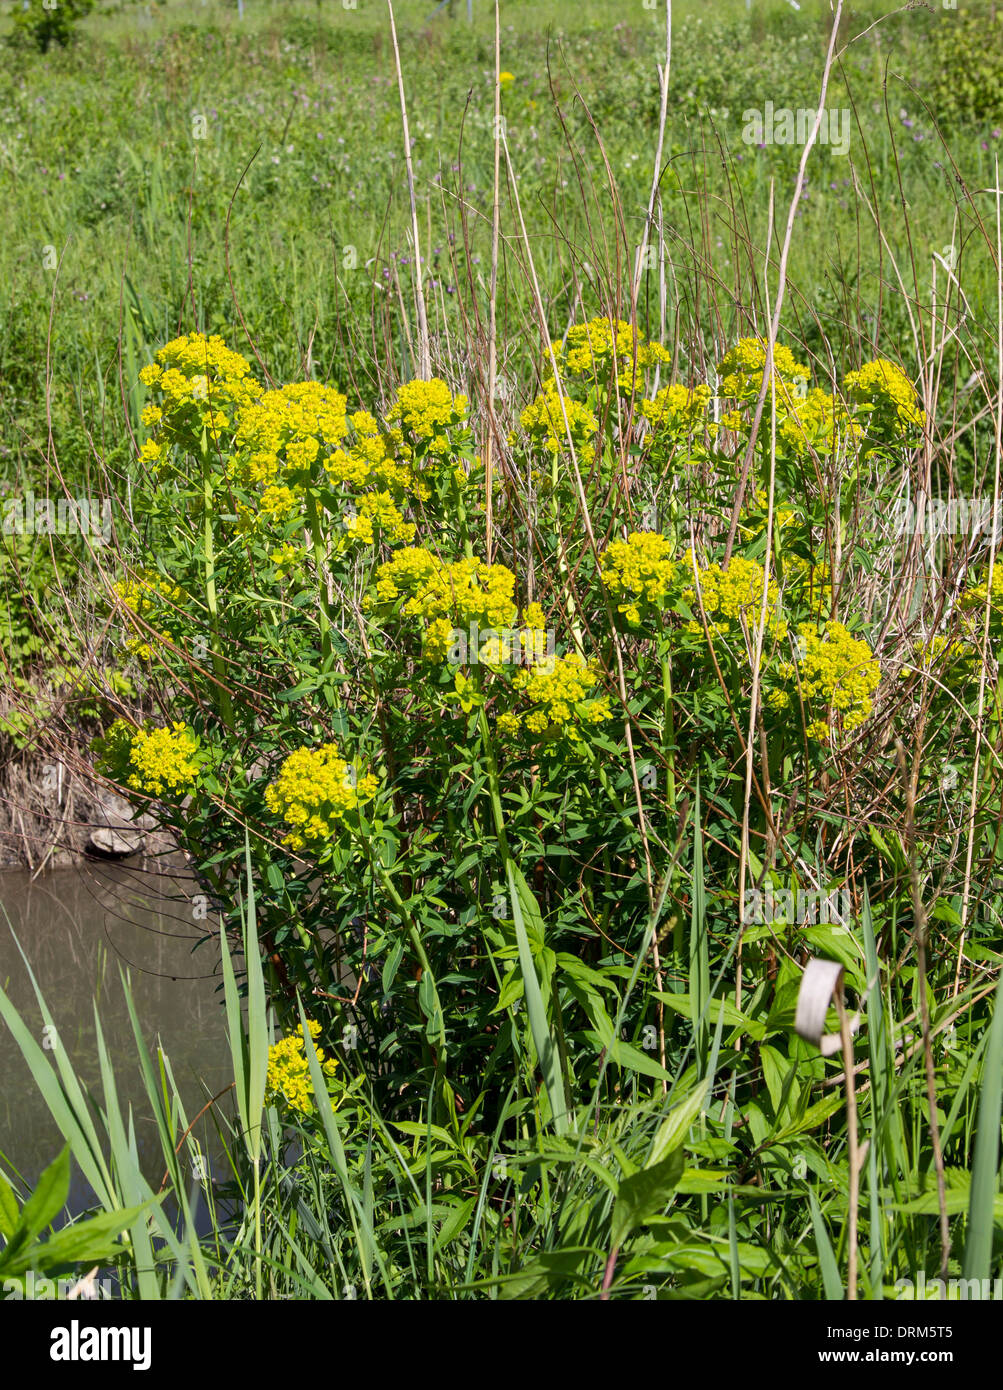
[265,1019,339,1115]
[959,566,1003,618]
[519,380,598,462]
[550,317,671,392]
[127,722,201,796]
[718,337,808,398]
[230,380,349,524]
[778,387,861,456]
[138,333,259,464]
[269,542,302,578]
[385,379,469,460]
[113,571,183,661]
[344,490,416,546]
[684,554,787,642]
[843,359,925,434]
[640,382,712,437]
[600,531,676,627]
[93,718,201,798]
[324,410,415,493]
[900,633,976,684]
[783,622,881,740]
[264,743,379,851]
[374,547,518,662]
[510,652,610,741]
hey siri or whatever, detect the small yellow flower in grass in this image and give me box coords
[128,723,201,796]
[551,318,671,394]
[373,548,519,662]
[452,671,482,714]
[960,566,1003,618]
[269,542,301,578]
[496,710,522,740]
[641,383,712,437]
[113,571,184,661]
[258,484,299,522]
[227,380,350,529]
[139,333,260,460]
[265,743,378,852]
[778,387,861,456]
[901,632,977,685]
[519,381,598,462]
[511,652,609,741]
[343,490,415,547]
[498,70,515,88]
[265,1019,339,1116]
[707,408,744,436]
[385,379,468,460]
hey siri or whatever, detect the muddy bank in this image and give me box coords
[0,749,177,871]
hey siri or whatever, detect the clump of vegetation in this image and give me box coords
[3,0,1003,1302]
[9,0,94,53]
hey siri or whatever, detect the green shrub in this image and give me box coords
[921,8,1003,128]
[10,0,95,54]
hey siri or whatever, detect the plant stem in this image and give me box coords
[836,982,860,1301]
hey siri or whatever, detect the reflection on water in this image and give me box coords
[0,860,233,1219]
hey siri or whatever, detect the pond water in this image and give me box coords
[0,861,234,1220]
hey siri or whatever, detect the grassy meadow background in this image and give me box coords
[2,0,1003,1303]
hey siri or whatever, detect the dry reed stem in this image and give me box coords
[387,0,430,380]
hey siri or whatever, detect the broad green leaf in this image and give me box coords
[964,969,1003,1282]
[648,1081,709,1168]
[16,1146,70,1249]
[0,1172,19,1239]
[611,1150,685,1248]
[507,862,568,1135]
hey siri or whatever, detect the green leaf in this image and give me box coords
[808,1189,843,1300]
[381,939,405,998]
[507,862,568,1135]
[612,1150,685,1248]
[0,1172,19,1239]
[654,991,767,1041]
[649,1081,709,1167]
[16,1146,70,1248]
[3,1202,155,1280]
[964,970,1003,1282]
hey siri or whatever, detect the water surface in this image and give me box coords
[0,861,233,1218]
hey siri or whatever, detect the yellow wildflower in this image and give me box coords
[265,743,378,851]
[684,554,788,642]
[519,381,598,461]
[843,359,925,435]
[788,622,881,740]
[718,337,808,399]
[265,1020,339,1116]
[600,531,676,628]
